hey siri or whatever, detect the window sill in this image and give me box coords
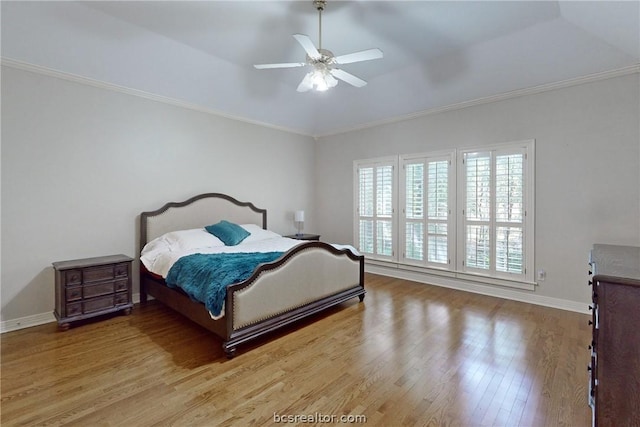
[364,259,536,291]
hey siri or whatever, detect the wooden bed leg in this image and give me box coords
[223,344,237,359]
[359,294,365,302]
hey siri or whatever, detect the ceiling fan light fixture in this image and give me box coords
[254,0,383,92]
[310,68,337,92]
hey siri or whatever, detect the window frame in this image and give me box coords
[353,157,398,262]
[399,150,456,270]
[457,140,535,283]
[353,140,535,289]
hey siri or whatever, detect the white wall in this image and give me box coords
[1,65,316,324]
[2,65,639,327]
[315,73,640,307]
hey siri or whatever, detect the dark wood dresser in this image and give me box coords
[588,244,640,427]
[53,254,133,330]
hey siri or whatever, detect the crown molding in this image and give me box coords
[3,57,637,141]
[315,63,640,139]
[0,57,311,138]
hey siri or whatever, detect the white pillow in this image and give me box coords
[142,228,224,256]
[141,228,225,272]
[240,224,282,243]
[162,228,225,250]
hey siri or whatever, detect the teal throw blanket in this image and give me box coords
[166,252,284,317]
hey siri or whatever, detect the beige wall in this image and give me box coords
[314,73,640,306]
[1,65,316,323]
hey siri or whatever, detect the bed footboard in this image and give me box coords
[223,242,365,357]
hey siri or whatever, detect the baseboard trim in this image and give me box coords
[2,274,587,333]
[367,264,590,315]
[1,293,148,333]
[0,312,56,333]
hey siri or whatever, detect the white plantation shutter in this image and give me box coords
[465,152,491,270]
[354,159,397,260]
[426,160,450,264]
[460,143,533,281]
[495,153,524,274]
[404,162,424,261]
[400,152,454,268]
[355,141,533,286]
[358,167,374,253]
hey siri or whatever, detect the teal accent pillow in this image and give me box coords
[205,220,250,246]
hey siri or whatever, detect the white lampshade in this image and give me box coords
[294,210,305,222]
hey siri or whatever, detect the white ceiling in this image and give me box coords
[2,1,639,137]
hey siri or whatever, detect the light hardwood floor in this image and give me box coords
[1,274,591,426]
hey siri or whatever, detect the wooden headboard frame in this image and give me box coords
[139,193,268,250]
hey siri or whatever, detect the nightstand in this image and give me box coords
[284,234,321,241]
[53,254,133,330]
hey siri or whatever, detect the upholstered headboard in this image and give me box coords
[139,193,267,249]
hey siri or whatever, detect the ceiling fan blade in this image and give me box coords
[330,69,367,88]
[293,34,321,60]
[297,72,314,92]
[334,48,383,65]
[254,62,306,69]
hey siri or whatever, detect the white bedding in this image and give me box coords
[140,224,358,320]
[142,234,305,278]
[141,224,358,278]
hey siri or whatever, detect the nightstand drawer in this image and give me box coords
[83,295,115,314]
[66,286,82,302]
[67,302,82,317]
[83,281,115,299]
[114,279,128,292]
[115,293,129,306]
[64,269,82,286]
[114,263,129,277]
[83,265,114,283]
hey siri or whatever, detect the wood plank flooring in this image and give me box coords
[1,274,592,426]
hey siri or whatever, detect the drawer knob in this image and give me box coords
[588,280,593,286]
[588,320,593,325]
[587,365,592,372]
[589,305,593,311]
[588,270,592,275]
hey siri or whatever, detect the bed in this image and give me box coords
[139,193,365,358]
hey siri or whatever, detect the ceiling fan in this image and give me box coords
[254,0,383,92]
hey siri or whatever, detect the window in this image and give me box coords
[354,158,397,260]
[459,142,534,282]
[400,152,455,268]
[354,140,534,286]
